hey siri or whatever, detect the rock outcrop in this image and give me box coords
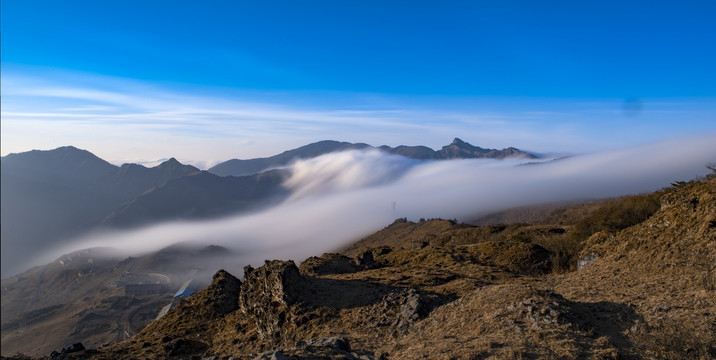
[207,269,242,316]
[239,261,306,346]
[254,337,382,360]
[298,253,363,276]
[49,343,87,360]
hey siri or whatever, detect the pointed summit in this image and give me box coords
[154,158,200,178]
[158,157,181,167]
[438,138,536,159]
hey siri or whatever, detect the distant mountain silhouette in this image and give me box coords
[1,148,200,276]
[208,140,371,177]
[1,145,117,183]
[378,144,438,159]
[381,138,536,160]
[437,138,535,159]
[101,169,288,228]
[209,138,535,177]
[95,158,201,205]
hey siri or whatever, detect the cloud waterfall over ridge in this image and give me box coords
[44,135,716,274]
[281,149,418,200]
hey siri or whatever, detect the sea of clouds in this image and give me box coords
[36,134,716,277]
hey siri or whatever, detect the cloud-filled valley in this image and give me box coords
[36,134,716,277]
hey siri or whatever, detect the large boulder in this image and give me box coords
[207,269,242,316]
[299,253,363,276]
[239,260,306,345]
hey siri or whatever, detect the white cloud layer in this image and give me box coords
[34,135,716,276]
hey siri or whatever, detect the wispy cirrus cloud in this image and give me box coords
[3,66,715,167]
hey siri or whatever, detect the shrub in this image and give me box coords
[569,193,662,242]
[532,234,582,273]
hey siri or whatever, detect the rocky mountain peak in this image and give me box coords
[437,138,535,159]
[451,137,466,145]
[439,138,486,158]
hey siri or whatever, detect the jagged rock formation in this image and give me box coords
[239,261,305,346]
[298,253,365,276]
[436,137,534,159]
[377,137,533,160]
[206,270,243,316]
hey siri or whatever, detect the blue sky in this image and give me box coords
[2,1,715,167]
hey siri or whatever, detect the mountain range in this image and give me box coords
[208,138,535,177]
[1,139,535,276]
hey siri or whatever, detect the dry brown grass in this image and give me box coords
[531,233,582,274]
[569,192,663,242]
[631,317,716,359]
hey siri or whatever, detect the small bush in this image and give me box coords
[508,232,530,243]
[569,193,662,242]
[704,162,716,180]
[532,234,582,273]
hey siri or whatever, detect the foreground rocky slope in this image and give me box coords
[3,177,714,359]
